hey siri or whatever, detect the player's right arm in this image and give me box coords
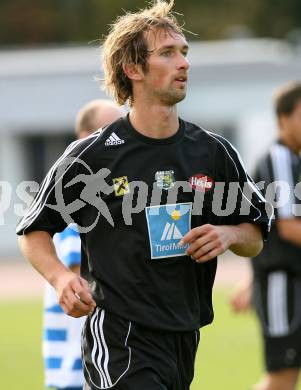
[16,136,101,317]
[18,230,96,317]
[16,189,95,318]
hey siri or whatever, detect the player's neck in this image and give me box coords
[129,104,179,139]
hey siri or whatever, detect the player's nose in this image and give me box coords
[177,53,190,71]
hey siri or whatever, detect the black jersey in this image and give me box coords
[16,115,270,331]
[252,140,301,275]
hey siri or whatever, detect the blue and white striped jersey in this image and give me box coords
[43,224,86,388]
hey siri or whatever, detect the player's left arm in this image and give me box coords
[181,134,272,262]
[179,222,262,262]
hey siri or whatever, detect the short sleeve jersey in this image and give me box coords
[17,115,271,331]
[252,140,301,275]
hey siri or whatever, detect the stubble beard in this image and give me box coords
[155,87,187,106]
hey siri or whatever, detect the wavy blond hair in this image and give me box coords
[102,0,183,106]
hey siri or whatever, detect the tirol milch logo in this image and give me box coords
[145,203,192,259]
[155,170,175,190]
[189,173,214,192]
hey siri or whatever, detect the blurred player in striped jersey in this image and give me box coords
[43,99,124,390]
[231,82,301,390]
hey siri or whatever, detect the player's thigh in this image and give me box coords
[82,309,169,390]
[83,373,168,390]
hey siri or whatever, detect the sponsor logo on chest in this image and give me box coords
[189,174,214,192]
[145,203,191,259]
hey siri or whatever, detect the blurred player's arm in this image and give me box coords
[18,231,96,317]
[180,222,263,263]
[230,279,253,313]
[277,218,301,246]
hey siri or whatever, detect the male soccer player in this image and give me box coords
[17,2,271,389]
[43,99,124,390]
[231,82,301,390]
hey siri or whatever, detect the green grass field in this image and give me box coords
[193,289,262,389]
[0,290,300,390]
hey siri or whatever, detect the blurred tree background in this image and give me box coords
[0,0,301,46]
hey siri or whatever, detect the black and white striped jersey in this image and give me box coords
[252,140,301,275]
[16,115,271,331]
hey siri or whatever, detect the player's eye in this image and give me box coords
[161,50,173,57]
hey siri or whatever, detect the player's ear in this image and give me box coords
[123,63,143,81]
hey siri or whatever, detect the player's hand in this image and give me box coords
[54,271,96,318]
[179,224,235,262]
[230,282,252,313]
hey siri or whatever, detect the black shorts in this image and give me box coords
[253,270,301,372]
[82,308,200,390]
